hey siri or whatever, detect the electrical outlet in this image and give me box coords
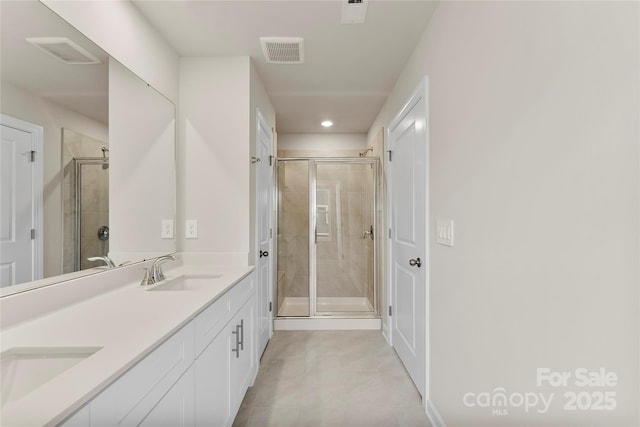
[186,220,198,239]
[161,220,174,239]
[436,219,454,246]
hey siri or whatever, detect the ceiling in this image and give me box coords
[0,1,109,124]
[133,0,437,134]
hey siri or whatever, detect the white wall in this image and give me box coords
[40,0,178,103]
[370,2,639,425]
[108,59,176,262]
[1,81,108,278]
[178,57,251,262]
[278,133,367,152]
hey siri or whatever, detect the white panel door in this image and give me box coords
[388,80,428,398]
[255,109,273,357]
[0,125,34,287]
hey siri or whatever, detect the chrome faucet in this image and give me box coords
[87,256,116,268]
[150,254,178,284]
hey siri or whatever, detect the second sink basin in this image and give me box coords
[1,346,102,407]
[147,274,222,291]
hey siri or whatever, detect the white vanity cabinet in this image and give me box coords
[89,321,195,426]
[195,273,256,427]
[58,271,257,427]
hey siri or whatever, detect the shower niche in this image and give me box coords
[276,158,379,318]
[62,129,110,273]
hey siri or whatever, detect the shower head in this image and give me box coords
[359,147,373,157]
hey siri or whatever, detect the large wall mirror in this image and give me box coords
[0,1,176,296]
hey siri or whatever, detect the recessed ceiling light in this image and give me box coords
[321,120,333,127]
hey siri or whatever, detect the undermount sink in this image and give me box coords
[1,346,102,407]
[147,274,223,291]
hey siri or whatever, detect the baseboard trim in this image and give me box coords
[426,399,446,427]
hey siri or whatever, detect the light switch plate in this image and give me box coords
[436,219,454,246]
[186,220,198,239]
[161,220,174,239]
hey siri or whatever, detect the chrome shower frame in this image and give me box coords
[275,157,380,318]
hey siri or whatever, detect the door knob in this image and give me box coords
[409,257,422,267]
[259,250,269,258]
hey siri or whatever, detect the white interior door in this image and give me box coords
[256,109,274,356]
[0,118,42,287]
[388,79,428,399]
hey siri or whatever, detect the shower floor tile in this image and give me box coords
[232,330,432,427]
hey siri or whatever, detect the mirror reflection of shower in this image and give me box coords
[62,129,109,273]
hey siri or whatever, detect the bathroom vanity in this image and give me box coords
[0,264,257,427]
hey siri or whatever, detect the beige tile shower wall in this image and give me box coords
[277,161,309,303]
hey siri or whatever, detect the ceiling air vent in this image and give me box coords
[260,37,304,64]
[342,0,369,24]
[26,37,101,65]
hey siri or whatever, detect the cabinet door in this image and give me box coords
[195,331,231,427]
[139,365,195,427]
[91,323,194,426]
[230,296,255,415]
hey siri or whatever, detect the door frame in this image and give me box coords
[385,77,430,403]
[0,114,44,282]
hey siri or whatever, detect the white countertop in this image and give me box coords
[0,264,254,427]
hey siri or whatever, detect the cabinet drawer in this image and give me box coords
[227,272,254,314]
[194,272,255,357]
[194,292,231,357]
[90,321,195,426]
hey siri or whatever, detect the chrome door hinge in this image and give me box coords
[30,151,36,162]
[388,228,391,239]
[31,229,36,239]
[269,155,274,166]
[269,302,272,312]
[388,306,392,316]
[270,228,273,239]
[387,150,392,162]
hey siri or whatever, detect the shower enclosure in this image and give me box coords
[276,158,378,318]
[64,157,110,272]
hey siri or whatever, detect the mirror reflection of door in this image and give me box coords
[0,116,43,287]
[62,129,109,273]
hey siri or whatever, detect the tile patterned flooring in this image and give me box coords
[233,330,432,427]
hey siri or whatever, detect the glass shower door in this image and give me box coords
[314,161,375,314]
[276,160,310,317]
